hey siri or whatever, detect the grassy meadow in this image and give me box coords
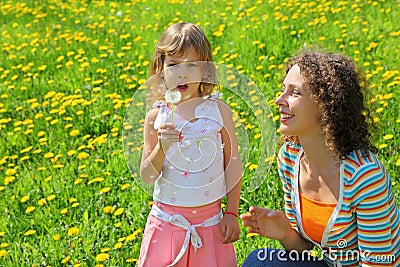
[0,0,399,266]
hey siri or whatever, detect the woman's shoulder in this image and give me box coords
[343,149,389,189]
[279,142,302,157]
[344,149,382,171]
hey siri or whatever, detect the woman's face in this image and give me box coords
[162,46,203,102]
[275,64,321,138]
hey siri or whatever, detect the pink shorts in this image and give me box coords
[138,201,237,267]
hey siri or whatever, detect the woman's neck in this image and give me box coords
[297,135,339,171]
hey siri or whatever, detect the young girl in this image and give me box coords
[139,22,242,267]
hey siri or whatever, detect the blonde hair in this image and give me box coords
[146,22,216,107]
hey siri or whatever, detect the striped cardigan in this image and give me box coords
[277,142,400,266]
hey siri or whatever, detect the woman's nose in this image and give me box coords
[275,93,283,106]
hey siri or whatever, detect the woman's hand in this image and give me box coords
[240,206,291,241]
[220,213,240,244]
[157,122,182,152]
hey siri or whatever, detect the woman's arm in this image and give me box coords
[241,144,311,251]
[354,160,399,266]
[240,206,311,251]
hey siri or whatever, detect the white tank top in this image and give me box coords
[152,96,226,207]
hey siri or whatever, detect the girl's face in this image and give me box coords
[275,64,321,138]
[163,46,203,102]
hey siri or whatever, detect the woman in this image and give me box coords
[241,50,399,266]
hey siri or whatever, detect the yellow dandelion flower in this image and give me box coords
[396,158,400,166]
[246,232,259,238]
[53,234,61,241]
[70,130,80,136]
[114,222,122,228]
[24,230,36,236]
[68,227,79,236]
[114,208,124,216]
[249,164,258,171]
[21,195,30,203]
[47,195,56,201]
[383,134,393,140]
[0,232,5,237]
[67,150,76,156]
[0,250,7,257]
[87,177,104,185]
[100,187,111,194]
[126,229,142,242]
[96,253,110,262]
[61,255,70,264]
[101,247,110,253]
[38,198,47,206]
[254,133,262,139]
[61,208,68,215]
[78,152,89,159]
[114,242,123,249]
[5,169,16,176]
[26,206,35,214]
[121,183,130,190]
[126,258,138,263]
[44,152,54,159]
[74,179,83,185]
[379,144,388,149]
[254,109,262,116]
[104,206,115,213]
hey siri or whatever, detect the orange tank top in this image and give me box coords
[300,193,336,243]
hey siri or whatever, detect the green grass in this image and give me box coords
[0,0,399,266]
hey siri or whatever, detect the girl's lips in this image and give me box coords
[177,84,188,92]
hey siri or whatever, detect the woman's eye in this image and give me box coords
[188,63,197,67]
[292,89,301,95]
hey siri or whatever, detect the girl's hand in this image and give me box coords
[240,206,291,241]
[220,213,240,244]
[157,123,182,152]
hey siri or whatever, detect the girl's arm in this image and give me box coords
[218,100,242,243]
[140,109,180,184]
[140,109,165,184]
[218,100,242,212]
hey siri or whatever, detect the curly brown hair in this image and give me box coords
[283,50,377,159]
